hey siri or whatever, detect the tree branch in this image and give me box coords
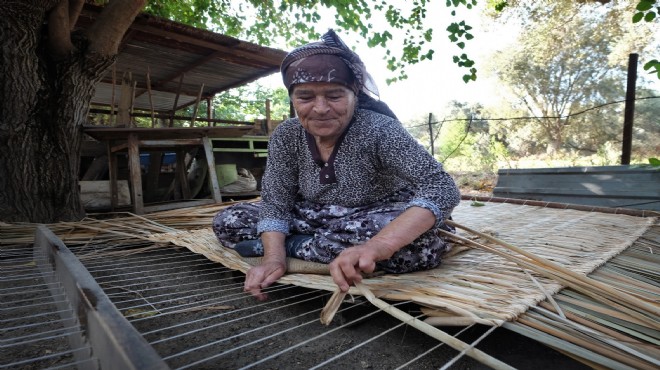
[47,0,73,59]
[85,0,147,57]
[68,0,84,30]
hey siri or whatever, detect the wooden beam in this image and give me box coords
[170,73,185,127]
[106,142,118,211]
[127,133,144,214]
[146,67,156,127]
[202,136,222,203]
[190,84,205,126]
[176,149,191,199]
[129,23,284,66]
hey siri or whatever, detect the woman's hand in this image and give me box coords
[244,258,286,301]
[329,243,390,292]
[244,231,287,300]
[329,206,436,292]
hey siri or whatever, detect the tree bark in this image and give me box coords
[0,0,144,223]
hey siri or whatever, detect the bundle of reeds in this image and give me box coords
[146,201,658,368]
[2,199,657,369]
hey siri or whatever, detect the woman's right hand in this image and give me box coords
[244,231,288,301]
[244,258,286,301]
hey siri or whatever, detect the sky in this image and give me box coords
[258,2,519,122]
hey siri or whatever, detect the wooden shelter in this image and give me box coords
[76,4,288,214]
[77,3,287,123]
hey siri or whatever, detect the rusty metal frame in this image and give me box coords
[34,225,169,370]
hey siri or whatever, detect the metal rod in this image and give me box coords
[621,53,638,165]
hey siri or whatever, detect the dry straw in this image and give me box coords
[2,199,657,368]
[147,201,658,368]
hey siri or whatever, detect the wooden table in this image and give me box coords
[83,125,254,214]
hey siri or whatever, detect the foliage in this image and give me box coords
[211,83,290,122]
[139,0,438,84]
[632,0,659,22]
[484,2,655,154]
[633,0,660,78]
[445,1,478,82]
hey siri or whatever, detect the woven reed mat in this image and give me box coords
[150,201,656,323]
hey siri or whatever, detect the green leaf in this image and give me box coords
[636,0,654,11]
[457,42,465,49]
[643,59,660,69]
[632,12,645,22]
[470,200,485,207]
[648,157,660,166]
[644,11,656,21]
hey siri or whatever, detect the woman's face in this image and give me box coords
[291,82,357,143]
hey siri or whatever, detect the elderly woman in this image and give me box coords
[213,30,460,300]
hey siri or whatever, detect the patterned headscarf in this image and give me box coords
[281,29,380,98]
[281,29,397,119]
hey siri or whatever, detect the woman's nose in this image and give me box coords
[312,97,330,113]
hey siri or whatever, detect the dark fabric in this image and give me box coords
[357,91,398,120]
[212,190,455,274]
[233,234,313,258]
[283,54,358,94]
[281,29,380,99]
[305,121,354,184]
[256,109,461,236]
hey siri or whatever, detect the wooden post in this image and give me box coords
[127,133,144,214]
[175,149,191,199]
[202,136,222,203]
[117,72,132,126]
[129,80,137,127]
[170,74,185,127]
[621,53,638,165]
[190,83,205,127]
[106,143,118,211]
[146,67,156,128]
[206,98,212,127]
[110,64,116,126]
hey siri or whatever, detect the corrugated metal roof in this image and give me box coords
[76,4,288,113]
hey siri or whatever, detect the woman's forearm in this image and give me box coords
[261,231,287,263]
[366,206,436,260]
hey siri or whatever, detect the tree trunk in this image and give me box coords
[0,2,114,222]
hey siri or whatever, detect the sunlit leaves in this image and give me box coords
[446,0,477,84]
[643,59,660,78]
[446,0,478,8]
[633,0,658,23]
[367,31,393,47]
[140,0,454,84]
[486,0,509,12]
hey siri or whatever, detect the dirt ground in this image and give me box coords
[3,172,596,369]
[452,171,498,198]
[3,237,592,370]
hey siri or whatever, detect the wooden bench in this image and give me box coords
[493,165,660,211]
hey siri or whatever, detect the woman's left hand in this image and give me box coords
[329,244,386,292]
[328,207,437,292]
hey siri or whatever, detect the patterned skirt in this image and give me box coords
[212,190,454,274]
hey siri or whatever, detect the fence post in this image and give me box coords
[621,53,638,165]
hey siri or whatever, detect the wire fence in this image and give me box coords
[404,95,660,165]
